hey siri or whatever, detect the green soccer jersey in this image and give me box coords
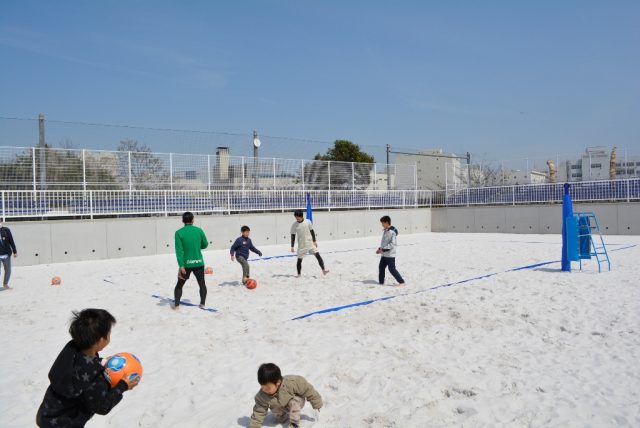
[175,224,208,268]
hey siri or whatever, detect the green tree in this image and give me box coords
[314,140,375,164]
[305,140,375,189]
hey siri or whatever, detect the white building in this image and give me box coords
[558,146,639,182]
[395,149,462,190]
[489,169,548,186]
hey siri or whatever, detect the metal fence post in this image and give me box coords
[31,147,37,196]
[627,179,630,202]
[327,161,331,192]
[351,162,355,190]
[273,158,276,189]
[373,164,377,190]
[281,189,285,212]
[82,149,87,191]
[128,151,132,192]
[512,186,515,205]
[241,157,245,191]
[1,191,5,222]
[207,154,211,192]
[301,160,305,191]
[89,190,93,219]
[466,188,470,207]
[169,152,174,192]
[227,189,231,215]
[164,190,168,216]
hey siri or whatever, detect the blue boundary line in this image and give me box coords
[251,243,420,262]
[291,244,637,321]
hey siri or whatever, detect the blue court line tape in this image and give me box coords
[251,243,420,262]
[291,244,637,321]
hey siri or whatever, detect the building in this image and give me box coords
[395,149,462,190]
[559,146,640,182]
[488,169,548,186]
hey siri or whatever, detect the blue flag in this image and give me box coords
[306,193,313,222]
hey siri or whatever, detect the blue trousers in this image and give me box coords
[379,257,404,284]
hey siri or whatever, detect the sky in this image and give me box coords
[1,0,639,164]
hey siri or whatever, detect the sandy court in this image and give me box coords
[0,232,638,427]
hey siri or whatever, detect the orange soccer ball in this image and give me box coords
[245,278,257,290]
[104,352,143,388]
[51,276,62,286]
[204,266,213,275]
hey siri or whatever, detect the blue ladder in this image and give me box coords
[574,212,611,272]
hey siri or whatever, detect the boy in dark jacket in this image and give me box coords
[230,225,262,284]
[36,309,138,427]
[0,223,17,289]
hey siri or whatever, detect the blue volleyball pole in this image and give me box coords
[561,183,573,272]
[306,192,313,222]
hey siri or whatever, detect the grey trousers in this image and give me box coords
[272,396,306,425]
[236,256,250,279]
[1,257,11,286]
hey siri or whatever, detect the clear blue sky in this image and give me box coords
[1,0,638,163]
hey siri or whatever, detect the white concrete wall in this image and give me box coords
[8,208,431,266]
[431,203,640,235]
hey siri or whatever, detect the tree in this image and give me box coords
[0,143,118,190]
[305,140,375,190]
[117,139,169,189]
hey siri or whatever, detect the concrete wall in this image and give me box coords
[8,208,432,266]
[431,203,640,235]
[8,202,636,267]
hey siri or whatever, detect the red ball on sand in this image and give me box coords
[51,276,61,286]
[245,278,257,289]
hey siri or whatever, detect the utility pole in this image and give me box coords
[466,151,471,186]
[38,113,46,190]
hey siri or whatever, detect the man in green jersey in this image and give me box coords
[174,211,209,309]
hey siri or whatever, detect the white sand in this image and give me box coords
[1,232,639,427]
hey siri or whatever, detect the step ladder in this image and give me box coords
[574,212,611,272]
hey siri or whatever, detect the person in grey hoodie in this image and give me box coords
[376,215,405,286]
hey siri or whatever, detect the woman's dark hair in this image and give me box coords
[380,215,391,224]
[257,363,282,385]
[69,309,116,349]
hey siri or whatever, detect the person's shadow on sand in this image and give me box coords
[358,279,379,285]
[237,414,316,427]
[237,415,278,427]
[218,281,242,287]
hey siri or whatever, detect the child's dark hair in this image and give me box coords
[257,363,282,385]
[69,309,116,349]
[380,215,391,224]
[241,225,250,233]
[182,211,194,224]
[293,210,304,218]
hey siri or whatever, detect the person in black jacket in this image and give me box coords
[230,225,262,284]
[36,309,139,427]
[0,223,17,289]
